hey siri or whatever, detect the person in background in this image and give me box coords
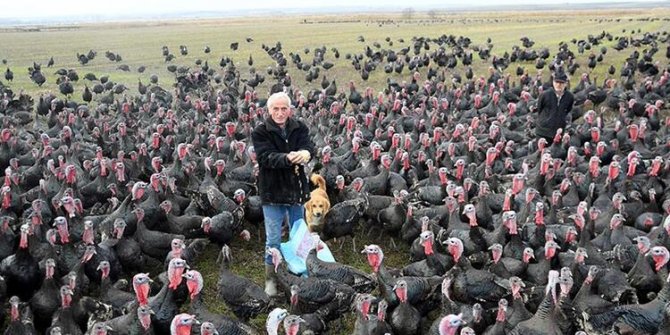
[251,91,316,296]
[534,69,575,142]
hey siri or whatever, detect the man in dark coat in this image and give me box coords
[535,70,575,142]
[251,91,316,296]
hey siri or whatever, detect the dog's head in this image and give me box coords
[307,197,330,219]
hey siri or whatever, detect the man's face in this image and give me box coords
[553,80,567,94]
[269,98,291,126]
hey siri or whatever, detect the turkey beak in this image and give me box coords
[106,325,114,331]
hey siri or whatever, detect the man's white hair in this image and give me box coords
[267,92,292,110]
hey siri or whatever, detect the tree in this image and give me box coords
[402,7,415,20]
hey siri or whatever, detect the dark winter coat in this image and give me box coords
[251,117,316,205]
[535,88,575,139]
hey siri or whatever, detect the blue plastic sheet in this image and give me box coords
[280,218,335,276]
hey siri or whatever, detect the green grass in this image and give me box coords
[1,8,670,334]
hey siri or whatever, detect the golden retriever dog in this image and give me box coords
[305,174,331,232]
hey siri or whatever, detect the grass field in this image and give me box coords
[1,7,670,334]
[2,8,669,99]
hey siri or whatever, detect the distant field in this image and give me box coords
[1,8,669,99]
[2,8,670,334]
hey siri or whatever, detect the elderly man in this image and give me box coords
[534,70,575,142]
[251,91,316,296]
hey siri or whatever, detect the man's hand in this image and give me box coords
[287,150,311,164]
[287,152,302,164]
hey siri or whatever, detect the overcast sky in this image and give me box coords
[1,0,663,19]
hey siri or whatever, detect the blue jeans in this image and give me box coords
[263,204,304,265]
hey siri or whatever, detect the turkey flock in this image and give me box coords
[0,13,670,335]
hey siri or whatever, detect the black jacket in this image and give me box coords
[535,88,575,139]
[251,117,316,205]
